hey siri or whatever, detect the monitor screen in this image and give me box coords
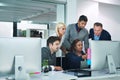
[90,40,120,71]
[0,37,41,76]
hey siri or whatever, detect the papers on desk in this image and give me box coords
[40,71,77,80]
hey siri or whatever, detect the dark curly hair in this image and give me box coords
[70,39,82,52]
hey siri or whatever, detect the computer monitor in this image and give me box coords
[0,37,41,78]
[90,40,120,73]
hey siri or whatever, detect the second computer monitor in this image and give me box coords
[90,40,120,71]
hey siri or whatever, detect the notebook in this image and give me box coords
[63,69,91,77]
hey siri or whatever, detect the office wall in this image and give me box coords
[99,3,120,40]
[0,22,13,37]
[75,0,120,40]
[77,0,99,30]
[66,0,77,25]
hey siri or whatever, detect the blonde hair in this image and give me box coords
[55,22,66,36]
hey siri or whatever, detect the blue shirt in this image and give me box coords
[66,51,85,69]
[75,23,82,32]
[89,28,111,40]
[94,35,100,40]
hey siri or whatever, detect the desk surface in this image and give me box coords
[30,71,77,80]
[1,70,120,80]
[30,70,120,80]
[79,70,120,80]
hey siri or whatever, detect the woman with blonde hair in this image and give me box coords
[50,22,67,69]
[51,22,66,52]
[55,22,66,40]
[54,22,67,54]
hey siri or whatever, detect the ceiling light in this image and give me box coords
[0,3,6,6]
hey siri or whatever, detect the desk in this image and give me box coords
[30,71,77,80]
[78,70,120,80]
[29,70,120,80]
[1,70,120,80]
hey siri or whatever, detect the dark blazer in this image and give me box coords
[41,47,56,66]
[89,28,111,40]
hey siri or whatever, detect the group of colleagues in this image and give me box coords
[41,15,111,71]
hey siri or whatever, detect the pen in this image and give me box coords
[29,72,40,75]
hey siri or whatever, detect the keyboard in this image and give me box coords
[63,69,91,77]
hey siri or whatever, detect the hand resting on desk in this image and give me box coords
[54,66,63,71]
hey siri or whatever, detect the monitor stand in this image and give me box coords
[15,56,30,80]
[107,54,116,74]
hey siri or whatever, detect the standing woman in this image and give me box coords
[66,39,87,69]
[51,22,67,69]
[51,22,67,54]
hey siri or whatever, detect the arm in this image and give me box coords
[89,28,93,39]
[41,47,49,66]
[84,29,89,51]
[82,54,87,60]
[81,51,87,60]
[54,66,63,71]
[102,30,112,40]
[62,25,71,50]
[42,47,62,71]
[60,35,68,54]
[107,32,112,40]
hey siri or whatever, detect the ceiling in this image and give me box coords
[1,0,120,24]
[0,0,66,23]
[92,0,120,5]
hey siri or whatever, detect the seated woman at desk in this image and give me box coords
[66,39,87,69]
